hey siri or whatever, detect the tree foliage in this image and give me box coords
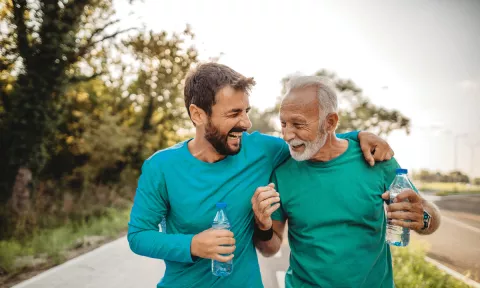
[250,70,411,137]
[0,0,137,203]
[412,169,470,184]
[0,0,198,239]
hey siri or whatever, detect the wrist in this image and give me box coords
[255,221,271,231]
[254,216,271,230]
[190,234,199,257]
[254,223,274,241]
[419,209,432,232]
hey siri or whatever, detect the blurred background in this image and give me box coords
[0,0,479,287]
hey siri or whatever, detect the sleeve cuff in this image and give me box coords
[336,130,360,141]
[174,233,197,263]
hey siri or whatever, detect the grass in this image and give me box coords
[392,241,471,288]
[0,208,130,276]
[435,190,480,196]
[417,182,480,196]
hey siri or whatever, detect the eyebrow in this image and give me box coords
[227,107,251,114]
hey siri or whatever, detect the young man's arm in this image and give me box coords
[128,158,235,263]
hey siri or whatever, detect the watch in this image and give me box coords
[421,210,432,230]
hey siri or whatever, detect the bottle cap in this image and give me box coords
[396,168,408,174]
[216,202,227,208]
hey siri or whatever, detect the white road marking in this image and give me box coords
[425,257,480,288]
[442,215,480,234]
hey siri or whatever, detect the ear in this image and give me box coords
[189,104,208,126]
[325,113,339,133]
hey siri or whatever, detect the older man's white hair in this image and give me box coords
[284,75,338,117]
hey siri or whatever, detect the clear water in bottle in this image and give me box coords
[212,202,233,277]
[386,168,414,247]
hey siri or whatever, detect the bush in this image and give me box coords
[392,241,470,288]
[0,208,130,276]
[0,241,22,274]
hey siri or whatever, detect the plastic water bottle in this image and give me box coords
[386,168,414,247]
[211,202,233,277]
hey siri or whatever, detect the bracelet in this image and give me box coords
[254,224,273,241]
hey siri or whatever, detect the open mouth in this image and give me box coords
[290,143,305,150]
[228,132,243,140]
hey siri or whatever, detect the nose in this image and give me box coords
[282,126,295,143]
[239,112,252,130]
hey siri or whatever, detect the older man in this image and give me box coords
[252,75,441,288]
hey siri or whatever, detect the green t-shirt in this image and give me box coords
[271,139,402,288]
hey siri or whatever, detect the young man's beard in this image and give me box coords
[205,119,244,156]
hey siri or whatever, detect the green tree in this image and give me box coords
[250,70,411,136]
[474,178,480,186]
[249,105,279,135]
[0,0,135,204]
[121,27,198,167]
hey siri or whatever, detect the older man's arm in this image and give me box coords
[382,190,441,235]
[251,183,287,257]
[254,220,286,257]
[418,198,441,234]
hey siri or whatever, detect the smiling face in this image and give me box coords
[280,86,328,161]
[183,63,256,156]
[204,85,252,155]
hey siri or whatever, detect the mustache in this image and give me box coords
[288,139,305,146]
[229,127,247,133]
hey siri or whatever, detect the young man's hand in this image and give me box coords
[358,131,394,166]
[191,229,236,262]
[251,183,281,230]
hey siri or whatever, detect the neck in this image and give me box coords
[309,132,349,162]
[188,130,226,163]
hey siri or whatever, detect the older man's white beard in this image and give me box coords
[288,131,328,161]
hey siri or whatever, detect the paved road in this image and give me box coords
[12,194,479,288]
[417,194,480,281]
[11,236,287,288]
[11,237,164,288]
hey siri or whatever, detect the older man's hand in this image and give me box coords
[251,183,281,231]
[382,189,425,231]
[358,131,394,166]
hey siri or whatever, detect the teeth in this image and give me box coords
[228,132,242,139]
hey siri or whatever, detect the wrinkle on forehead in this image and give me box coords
[281,86,320,114]
[280,96,319,120]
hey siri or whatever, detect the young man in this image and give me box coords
[127,63,394,287]
[252,75,441,288]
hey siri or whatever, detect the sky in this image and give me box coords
[115,0,480,178]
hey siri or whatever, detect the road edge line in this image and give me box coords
[425,256,480,288]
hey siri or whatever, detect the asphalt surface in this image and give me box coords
[417,194,480,281]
